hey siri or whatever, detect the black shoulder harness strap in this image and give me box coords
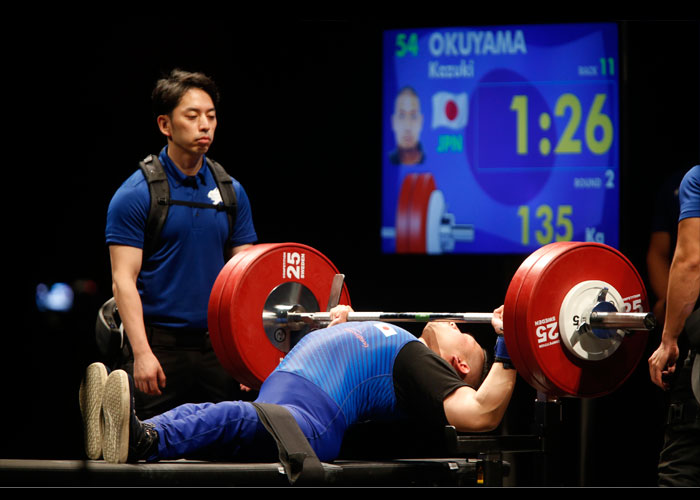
[138,154,238,260]
[252,402,329,485]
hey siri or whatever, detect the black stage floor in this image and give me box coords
[0,458,493,487]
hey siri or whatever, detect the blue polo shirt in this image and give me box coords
[678,165,700,222]
[105,147,257,329]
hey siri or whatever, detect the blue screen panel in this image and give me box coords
[381,23,620,254]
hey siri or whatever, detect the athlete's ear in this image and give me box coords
[451,356,471,377]
[157,115,172,138]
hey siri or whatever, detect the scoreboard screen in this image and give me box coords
[381,23,620,254]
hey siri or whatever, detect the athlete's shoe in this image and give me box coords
[101,369,159,463]
[78,362,109,460]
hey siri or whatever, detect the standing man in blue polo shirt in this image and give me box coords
[104,69,258,420]
[648,165,700,486]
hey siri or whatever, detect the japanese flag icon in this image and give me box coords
[432,92,468,130]
[374,323,397,337]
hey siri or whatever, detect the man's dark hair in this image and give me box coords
[151,69,220,117]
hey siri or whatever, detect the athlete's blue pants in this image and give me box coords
[146,371,348,462]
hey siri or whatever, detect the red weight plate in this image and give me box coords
[209,245,275,382]
[222,244,301,377]
[504,242,577,394]
[513,242,648,398]
[208,245,268,380]
[214,243,294,385]
[212,243,351,389]
[510,242,581,395]
[208,248,240,374]
[212,244,328,387]
[406,173,437,253]
[509,242,588,396]
[512,244,600,396]
[396,173,418,253]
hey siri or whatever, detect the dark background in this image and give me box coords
[5,14,699,487]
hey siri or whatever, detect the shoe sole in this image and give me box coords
[78,362,108,460]
[101,370,130,464]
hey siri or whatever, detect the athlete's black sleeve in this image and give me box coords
[393,341,470,426]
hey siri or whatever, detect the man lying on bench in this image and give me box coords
[80,304,516,470]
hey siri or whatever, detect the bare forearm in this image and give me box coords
[472,364,516,428]
[662,219,700,342]
[112,276,151,357]
[663,252,700,341]
[445,364,516,432]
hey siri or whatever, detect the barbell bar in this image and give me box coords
[265,308,654,333]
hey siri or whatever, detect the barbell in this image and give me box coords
[208,241,653,398]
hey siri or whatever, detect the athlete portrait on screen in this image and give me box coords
[389,86,425,166]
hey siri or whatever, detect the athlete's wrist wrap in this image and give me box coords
[495,335,515,370]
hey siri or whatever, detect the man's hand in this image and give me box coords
[491,305,514,369]
[491,305,504,335]
[133,351,167,396]
[648,339,679,390]
[329,304,354,326]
